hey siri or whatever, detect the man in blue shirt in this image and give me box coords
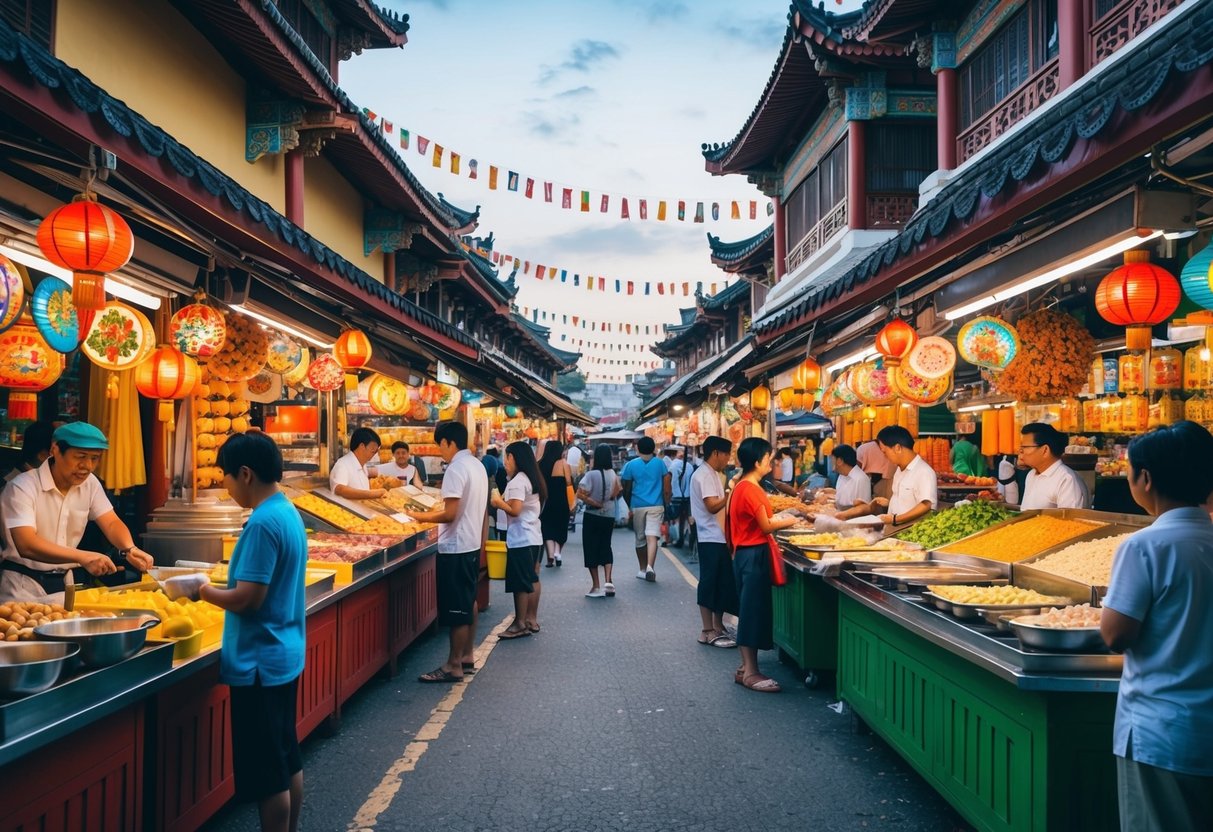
[174,432,308,832]
[1101,421,1213,831]
[621,436,670,582]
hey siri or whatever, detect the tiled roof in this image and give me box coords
[707,225,773,263]
[701,277,750,311]
[438,193,480,229]
[512,313,582,369]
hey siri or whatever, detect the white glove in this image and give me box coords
[808,556,845,577]
[164,573,209,602]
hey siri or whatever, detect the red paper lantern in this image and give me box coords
[875,318,918,363]
[36,195,134,310]
[334,328,372,369]
[135,344,199,422]
[1095,251,1181,351]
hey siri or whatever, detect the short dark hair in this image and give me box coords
[1128,421,1213,505]
[876,425,914,450]
[737,437,772,473]
[21,421,54,464]
[391,441,410,453]
[485,446,500,457]
[1021,422,1066,457]
[434,420,468,449]
[637,436,655,455]
[702,435,732,459]
[350,427,381,452]
[831,444,858,467]
[217,431,283,483]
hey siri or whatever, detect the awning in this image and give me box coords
[641,336,756,418]
[699,337,755,390]
[775,409,834,434]
[474,349,595,425]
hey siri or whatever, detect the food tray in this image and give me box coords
[929,508,1116,572]
[1008,616,1108,653]
[978,606,1059,630]
[920,590,1075,620]
[72,585,224,649]
[1013,523,1144,601]
[306,549,385,585]
[858,564,1005,591]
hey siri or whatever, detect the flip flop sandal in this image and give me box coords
[698,629,715,645]
[742,673,781,693]
[528,623,541,634]
[498,628,531,640]
[418,668,463,683]
[710,634,737,648]
[734,668,745,685]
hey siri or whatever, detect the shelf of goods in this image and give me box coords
[803,508,1151,832]
[191,369,253,491]
[0,518,443,831]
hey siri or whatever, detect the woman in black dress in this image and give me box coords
[538,440,572,567]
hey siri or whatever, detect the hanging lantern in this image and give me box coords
[777,388,796,411]
[29,276,79,353]
[0,318,65,420]
[1178,242,1213,311]
[283,345,311,387]
[862,406,878,421]
[306,353,344,391]
[36,195,134,310]
[0,256,26,336]
[367,373,411,415]
[169,302,227,357]
[135,344,200,423]
[750,384,771,412]
[791,356,822,401]
[875,318,918,364]
[80,300,155,371]
[504,405,520,418]
[334,328,373,370]
[1095,250,1181,351]
[266,333,304,374]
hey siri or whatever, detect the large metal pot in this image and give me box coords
[1008,617,1107,653]
[34,616,159,667]
[0,641,80,697]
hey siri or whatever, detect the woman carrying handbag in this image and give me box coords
[726,437,799,693]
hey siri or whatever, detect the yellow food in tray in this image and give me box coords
[348,515,416,535]
[291,493,365,531]
[785,533,844,548]
[806,549,926,563]
[926,585,1071,606]
[936,516,1103,562]
[74,586,224,646]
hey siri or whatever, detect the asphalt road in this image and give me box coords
[203,526,968,831]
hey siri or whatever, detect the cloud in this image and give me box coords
[555,85,596,99]
[717,16,786,51]
[677,106,707,120]
[522,110,582,140]
[609,0,688,23]
[538,39,620,84]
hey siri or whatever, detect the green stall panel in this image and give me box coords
[771,567,837,675]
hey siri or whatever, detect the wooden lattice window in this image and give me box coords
[959,0,1059,129]
[275,0,334,70]
[0,0,53,49]
[785,137,848,247]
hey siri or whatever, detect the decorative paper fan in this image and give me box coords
[169,302,226,357]
[29,277,78,353]
[0,257,24,335]
[893,365,953,406]
[907,336,956,379]
[0,320,64,389]
[847,360,895,405]
[368,373,412,415]
[957,316,1020,371]
[266,333,304,374]
[82,301,155,370]
[306,354,344,392]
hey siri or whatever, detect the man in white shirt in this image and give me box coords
[830,444,872,510]
[857,439,894,500]
[329,427,387,500]
[1019,423,1090,510]
[689,436,736,648]
[0,422,154,604]
[564,442,583,481]
[668,450,696,547]
[778,448,795,485]
[852,426,937,527]
[377,441,424,489]
[411,421,489,683]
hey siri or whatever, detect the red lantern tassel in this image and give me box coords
[73,273,107,310]
[7,392,37,421]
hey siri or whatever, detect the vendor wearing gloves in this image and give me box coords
[1019,422,1090,510]
[842,426,937,527]
[329,427,386,500]
[0,422,154,604]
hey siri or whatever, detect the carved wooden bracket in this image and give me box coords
[246,100,305,162]
[365,209,423,256]
[298,110,357,157]
[845,71,888,120]
[396,251,440,293]
[338,27,374,61]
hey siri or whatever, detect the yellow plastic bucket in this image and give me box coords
[486,540,507,580]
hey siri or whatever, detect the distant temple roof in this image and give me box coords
[708,225,773,277]
[701,278,750,310]
[438,193,480,231]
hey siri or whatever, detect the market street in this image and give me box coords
[203,528,965,832]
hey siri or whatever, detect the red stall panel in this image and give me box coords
[297,604,338,740]
[0,704,144,832]
[154,665,235,832]
[337,581,390,707]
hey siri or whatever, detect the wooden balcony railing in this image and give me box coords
[957,57,1060,164]
[866,193,918,228]
[785,200,848,273]
[1090,0,1183,67]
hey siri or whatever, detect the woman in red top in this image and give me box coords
[728,437,800,692]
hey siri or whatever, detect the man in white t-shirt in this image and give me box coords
[1019,423,1090,510]
[829,444,872,510]
[668,450,696,547]
[377,441,424,490]
[329,427,386,500]
[689,435,737,648]
[410,421,488,684]
[868,426,937,528]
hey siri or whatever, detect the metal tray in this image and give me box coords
[920,590,1075,619]
[1013,523,1142,601]
[1008,616,1108,653]
[305,570,335,602]
[0,641,173,739]
[929,508,1127,572]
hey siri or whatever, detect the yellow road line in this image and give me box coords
[347,612,514,831]
[662,546,698,588]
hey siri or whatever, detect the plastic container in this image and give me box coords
[1185,345,1212,391]
[1119,354,1144,394]
[1149,349,1182,391]
[486,540,507,580]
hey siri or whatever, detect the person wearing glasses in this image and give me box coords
[1018,423,1090,510]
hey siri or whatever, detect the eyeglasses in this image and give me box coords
[1018,444,1040,451]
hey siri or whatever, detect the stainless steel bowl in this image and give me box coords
[1009,617,1107,652]
[0,641,81,697]
[34,616,159,667]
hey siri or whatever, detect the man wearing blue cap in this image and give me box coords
[0,422,155,604]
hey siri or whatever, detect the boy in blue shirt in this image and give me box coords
[173,431,307,832]
[1101,421,1213,831]
[621,436,671,582]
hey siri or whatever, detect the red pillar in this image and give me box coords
[937,67,958,170]
[773,197,787,281]
[285,149,304,226]
[847,119,866,230]
[383,250,396,290]
[1057,0,1086,89]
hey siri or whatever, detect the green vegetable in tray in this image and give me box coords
[897,501,1015,550]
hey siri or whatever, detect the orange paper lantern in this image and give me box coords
[791,356,822,395]
[1095,251,1181,351]
[36,195,134,310]
[750,384,771,412]
[875,318,918,362]
[135,344,199,422]
[334,328,373,370]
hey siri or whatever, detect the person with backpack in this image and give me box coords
[667,448,696,547]
[577,445,621,598]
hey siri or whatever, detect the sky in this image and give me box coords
[340,1,864,380]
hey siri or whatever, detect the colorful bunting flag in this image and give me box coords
[489,166,499,190]
[544,182,553,202]
[417,136,429,154]
[400,130,410,150]
[562,188,572,209]
[694,202,704,223]
[750,200,757,220]
[621,198,629,219]
[525,178,534,198]
[468,159,478,179]
[600,194,609,213]
[580,191,590,212]
[507,171,519,191]
[678,201,686,221]
[731,201,740,219]
[657,201,666,221]
[450,152,460,175]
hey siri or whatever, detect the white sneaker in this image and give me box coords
[645,567,657,582]
[585,589,606,598]
[636,570,647,580]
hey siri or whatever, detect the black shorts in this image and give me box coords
[230,676,302,802]
[696,541,739,616]
[436,551,479,626]
[504,545,542,594]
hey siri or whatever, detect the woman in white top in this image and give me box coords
[577,445,622,598]
[490,441,547,639]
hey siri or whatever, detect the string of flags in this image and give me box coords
[518,308,677,335]
[581,357,662,368]
[366,110,772,222]
[503,255,727,298]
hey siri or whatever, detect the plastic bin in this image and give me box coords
[486,540,507,580]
